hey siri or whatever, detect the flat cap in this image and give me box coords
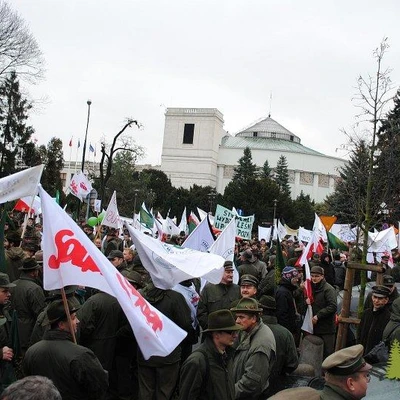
[230,297,263,313]
[322,344,371,375]
[239,274,259,287]
[259,295,276,310]
[107,250,124,259]
[223,260,234,270]
[310,266,324,275]
[0,273,16,288]
[372,285,391,298]
[383,275,395,286]
[240,249,256,263]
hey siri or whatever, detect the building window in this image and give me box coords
[290,135,294,141]
[183,123,195,144]
[271,132,276,138]
[253,132,258,137]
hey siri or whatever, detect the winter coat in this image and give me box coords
[138,283,193,367]
[382,298,400,348]
[320,383,355,399]
[320,253,335,286]
[311,279,337,335]
[23,329,108,400]
[238,259,267,281]
[77,291,125,371]
[364,287,399,311]
[0,307,15,389]
[261,315,298,377]
[359,305,391,354]
[5,247,25,282]
[197,283,240,330]
[232,321,276,399]
[179,336,235,400]
[275,280,298,334]
[257,268,276,298]
[332,260,346,290]
[10,274,46,350]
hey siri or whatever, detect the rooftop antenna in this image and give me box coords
[268,91,273,118]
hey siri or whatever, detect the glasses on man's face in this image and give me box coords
[357,372,371,383]
[222,331,237,336]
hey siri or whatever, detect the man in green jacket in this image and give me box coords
[231,297,276,399]
[320,344,372,399]
[179,309,242,400]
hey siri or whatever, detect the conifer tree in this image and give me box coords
[274,155,291,195]
[40,137,64,197]
[0,71,34,177]
[260,159,272,178]
[232,146,257,185]
[386,339,400,380]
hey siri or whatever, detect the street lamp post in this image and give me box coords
[207,191,216,214]
[81,100,92,173]
[133,189,139,214]
[273,199,278,225]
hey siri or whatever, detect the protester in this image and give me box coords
[307,265,337,358]
[320,344,371,399]
[359,285,391,355]
[382,296,400,349]
[23,300,109,400]
[0,273,16,390]
[259,295,298,391]
[4,232,25,282]
[10,258,46,355]
[179,309,242,400]
[197,261,240,330]
[137,282,193,400]
[364,274,399,311]
[0,376,61,400]
[230,297,276,399]
[239,274,258,298]
[275,266,301,338]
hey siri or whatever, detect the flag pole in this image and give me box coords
[60,288,77,344]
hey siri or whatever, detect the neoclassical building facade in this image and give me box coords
[160,108,346,203]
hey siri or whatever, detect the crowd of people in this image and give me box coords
[0,211,400,399]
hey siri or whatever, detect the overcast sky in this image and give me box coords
[10,0,400,166]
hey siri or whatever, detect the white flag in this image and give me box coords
[258,226,271,243]
[101,191,122,229]
[69,171,92,201]
[182,215,215,252]
[0,165,44,204]
[126,224,224,289]
[209,218,239,284]
[301,304,314,334]
[39,186,186,360]
[273,219,287,240]
[178,207,188,235]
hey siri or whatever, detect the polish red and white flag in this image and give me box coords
[39,186,187,359]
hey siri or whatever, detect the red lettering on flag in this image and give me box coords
[49,229,101,274]
[80,182,87,191]
[117,273,163,333]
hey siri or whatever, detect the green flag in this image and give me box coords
[275,237,287,284]
[139,203,154,230]
[327,231,349,251]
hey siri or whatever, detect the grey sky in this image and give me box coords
[10,0,400,166]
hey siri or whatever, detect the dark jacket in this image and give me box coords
[10,274,46,350]
[77,291,125,371]
[261,314,298,377]
[23,329,108,400]
[383,297,400,348]
[311,279,337,335]
[320,253,335,286]
[5,247,25,283]
[320,382,355,399]
[257,268,276,298]
[179,336,235,400]
[364,286,399,311]
[332,260,346,290]
[197,283,240,330]
[138,283,192,367]
[0,307,15,388]
[275,280,298,333]
[359,305,391,354]
[232,321,276,399]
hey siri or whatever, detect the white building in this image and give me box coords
[160,108,347,203]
